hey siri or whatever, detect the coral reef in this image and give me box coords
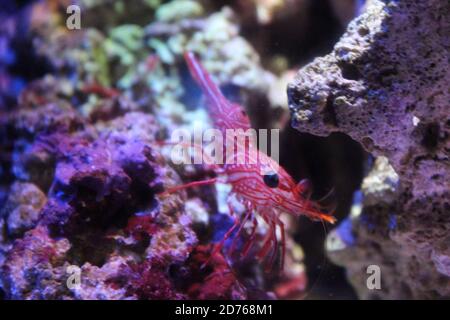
[0,0,308,300]
[0,87,196,298]
[288,0,449,298]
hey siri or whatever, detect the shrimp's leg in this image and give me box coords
[160,177,218,196]
[255,209,280,271]
[275,215,286,271]
[256,220,275,261]
[229,210,252,255]
[215,201,240,253]
[201,201,240,268]
[229,202,253,254]
[241,215,258,258]
[264,213,286,271]
[266,220,279,272]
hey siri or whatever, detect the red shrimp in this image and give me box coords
[161,52,336,270]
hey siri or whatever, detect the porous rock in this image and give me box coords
[289,0,450,299]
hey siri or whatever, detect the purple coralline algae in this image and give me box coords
[0,89,195,298]
[289,0,449,298]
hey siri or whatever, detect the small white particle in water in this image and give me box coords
[412,116,420,126]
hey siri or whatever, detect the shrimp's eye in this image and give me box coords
[263,173,279,188]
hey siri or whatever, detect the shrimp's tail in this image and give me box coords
[184,51,227,112]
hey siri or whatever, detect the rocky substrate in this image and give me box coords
[288,0,449,299]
